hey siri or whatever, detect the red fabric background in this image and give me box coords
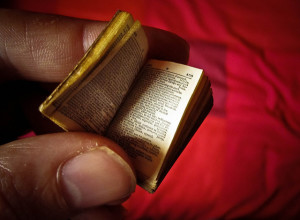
[12,0,300,219]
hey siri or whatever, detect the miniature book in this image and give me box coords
[39,11,213,193]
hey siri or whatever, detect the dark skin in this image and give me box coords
[0,9,189,219]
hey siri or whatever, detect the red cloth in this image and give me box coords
[14,0,300,218]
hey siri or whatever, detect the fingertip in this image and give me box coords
[59,146,136,209]
[0,9,107,82]
[144,26,190,64]
[0,132,135,218]
[82,21,107,52]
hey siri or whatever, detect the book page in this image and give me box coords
[106,59,203,191]
[40,21,148,134]
[40,11,134,117]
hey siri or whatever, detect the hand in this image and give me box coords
[0,9,189,219]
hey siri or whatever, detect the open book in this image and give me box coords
[39,11,213,193]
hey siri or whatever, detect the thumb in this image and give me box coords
[0,132,136,219]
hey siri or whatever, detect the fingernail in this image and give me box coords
[60,146,136,208]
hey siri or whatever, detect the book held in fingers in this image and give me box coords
[39,11,213,193]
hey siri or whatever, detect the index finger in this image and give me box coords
[0,9,189,83]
